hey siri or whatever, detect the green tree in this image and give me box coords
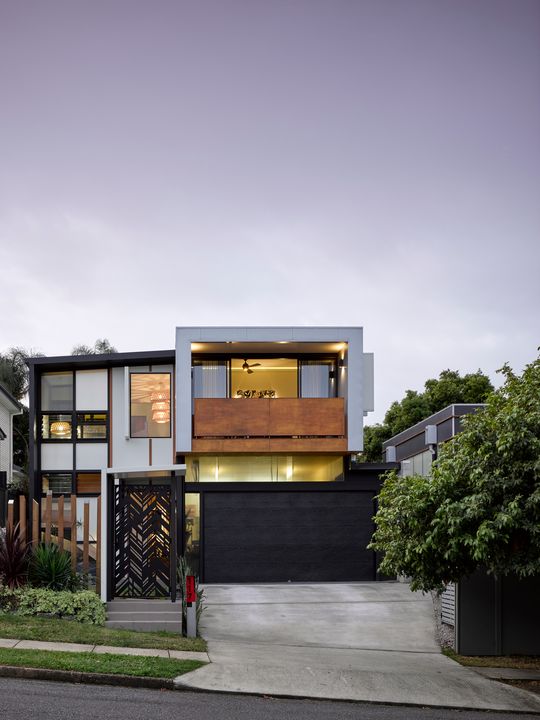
[0,347,43,481]
[360,369,494,461]
[71,338,117,355]
[361,424,393,462]
[369,353,540,592]
[0,347,42,399]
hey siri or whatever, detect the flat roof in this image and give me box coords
[26,349,175,371]
[382,404,485,449]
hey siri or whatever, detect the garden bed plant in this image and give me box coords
[0,523,106,625]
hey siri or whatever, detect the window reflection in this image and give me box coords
[130,373,171,438]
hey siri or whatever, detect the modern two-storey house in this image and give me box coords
[27,326,389,601]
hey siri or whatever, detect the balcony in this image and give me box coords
[192,397,347,453]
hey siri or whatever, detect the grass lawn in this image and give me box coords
[0,613,206,652]
[0,647,204,679]
[443,649,540,671]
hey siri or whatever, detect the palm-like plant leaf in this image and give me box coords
[28,543,73,590]
[0,523,29,588]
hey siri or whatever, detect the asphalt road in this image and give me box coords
[0,679,538,720]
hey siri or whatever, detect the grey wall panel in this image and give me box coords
[203,490,375,583]
[501,575,540,655]
[457,569,500,655]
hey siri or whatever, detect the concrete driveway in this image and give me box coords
[175,582,540,713]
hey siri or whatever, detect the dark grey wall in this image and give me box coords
[456,569,540,655]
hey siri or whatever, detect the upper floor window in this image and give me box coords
[231,358,298,398]
[191,357,339,399]
[41,372,73,411]
[130,373,171,438]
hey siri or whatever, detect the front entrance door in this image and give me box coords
[113,481,172,597]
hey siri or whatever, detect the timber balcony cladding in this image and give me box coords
[192,398,347,452]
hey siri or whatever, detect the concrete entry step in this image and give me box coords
[106,599,183,632]
[105,620,183,632]
[107,600,182,613]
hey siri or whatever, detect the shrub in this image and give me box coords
[28,543,73,591]
[13,587,106,625]
[0,523,29,588]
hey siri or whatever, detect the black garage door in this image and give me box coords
[203,491,376,583]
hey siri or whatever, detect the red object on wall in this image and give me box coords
[186,575,196,604]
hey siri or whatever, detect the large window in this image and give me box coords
[231,358,298,398]
[186,455,344,483]
[130,373,171,438]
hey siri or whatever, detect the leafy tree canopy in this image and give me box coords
[71,338,117,355]
[361,368,494,461]
[369,354,540,592]
[0,347,43,400]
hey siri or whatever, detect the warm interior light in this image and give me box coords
[152,401,169,411]
[150,391,169,402]
[50,421,71,437]
[152,410,170,424]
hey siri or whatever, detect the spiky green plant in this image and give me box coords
[28,543,73,591]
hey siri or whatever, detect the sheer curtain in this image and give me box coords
[300,361,332,398]
[193,360,228,398]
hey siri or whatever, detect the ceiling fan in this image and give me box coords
[242,359,261,374]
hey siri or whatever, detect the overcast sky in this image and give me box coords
[1,0,538,422]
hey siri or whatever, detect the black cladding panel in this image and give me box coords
[203,491,376,582]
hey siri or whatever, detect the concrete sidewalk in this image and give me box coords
[0,637,208,662]
[175,583,540,713]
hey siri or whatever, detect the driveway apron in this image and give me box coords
[175,582,540,712]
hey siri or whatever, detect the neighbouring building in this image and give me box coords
[0,382,23,526]
[27,326,395,601]
[383,404,540,656]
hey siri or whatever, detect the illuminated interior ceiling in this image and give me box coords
[191,342,346,354]
[130,373,170,402]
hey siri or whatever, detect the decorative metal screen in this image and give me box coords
[114,483,171,597]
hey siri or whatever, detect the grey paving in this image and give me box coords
[0,636,209,662]
[175,582,540,713]
[2,677,539,720]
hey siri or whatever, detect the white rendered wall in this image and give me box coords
[41,444,73,471]
[76,443,108,470]
[0,405,10,478]
[76,370,108,411]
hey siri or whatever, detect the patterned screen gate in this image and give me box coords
[114,482,172,598]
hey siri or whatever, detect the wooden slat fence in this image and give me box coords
[6,494,101,594]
